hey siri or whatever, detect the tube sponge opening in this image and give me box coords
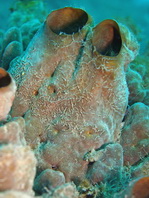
[0,68,11,88]
[0,68,16,121]
[92,19,122,56]
[46,7,88,35]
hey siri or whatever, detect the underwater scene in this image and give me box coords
[0,0,149,197]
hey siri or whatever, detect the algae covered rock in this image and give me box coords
[86,143,123,184]
[126,63,149,106]
[121,102,149,165]
[34,169,65,194]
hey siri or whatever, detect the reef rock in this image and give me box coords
[132,157,149,178]
[0,116,26,145]
[0,190,35,198]
[0,71,37,196]
[85,143,123,184]
[0,144,36,195]
[43,182,79,198]
[34,169,65,194]
[9,7,139,183]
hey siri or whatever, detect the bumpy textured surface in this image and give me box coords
[0,0,46,70]
[43,183,79,198]
[0,116,26,145]
[0,190,35,198]
[132,157,149,178]
[9,7,139,183]
[20,19,42,50]
[0,24,38,70]
[0,144,36,194]
[0,27,23,70]
[86,143,123,184]
[9,0,47,28]
[0,72,37,197]
[34,169,65,194]
[121,102,149,165]
[126,62,149,106]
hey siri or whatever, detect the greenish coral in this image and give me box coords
[0,0,48,68]
[9,0,48,27]
[126,56,149,105]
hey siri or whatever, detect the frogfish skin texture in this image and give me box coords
[9,7,139,182]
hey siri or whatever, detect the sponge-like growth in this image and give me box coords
[0,68,16,121]
[9,7,139,182]
[86,143,123,184]
[0,144,36,195]
[0,117,26,145]
[50,183,79,198]
[0,191,34,198]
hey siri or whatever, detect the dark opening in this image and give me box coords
[0,72,11,88]
[47,7,88,35]
[57,12,88,34]
[93,21,122,57]
[100,27,122,56]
